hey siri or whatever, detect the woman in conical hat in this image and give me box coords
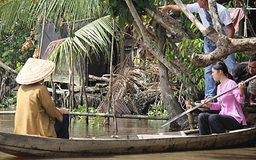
[14,58,70,139]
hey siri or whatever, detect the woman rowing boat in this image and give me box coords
[199,61,246,135]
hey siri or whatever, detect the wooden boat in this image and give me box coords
[0,125,256,158]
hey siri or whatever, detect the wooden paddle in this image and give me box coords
[158,74,256,134]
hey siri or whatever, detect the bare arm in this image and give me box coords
[238,81,246,96]
[226,23,235,38]
[58,108,70,115]
[161,4,182,14]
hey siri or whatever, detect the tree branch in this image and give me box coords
[209,0,225,34]
[144,8,190,41]
[125,0,191,75]
[192,36,256,67]
[0,60,18,75]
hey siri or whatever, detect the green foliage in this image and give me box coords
[72,104,103,128]
[78,104,87,112]
[222,0,234,8]
[105,0,156,28]
[49,15,115,67]
[164,40,175,61]
[0,0,110,36]
[176,38,205,90]
[73,104,97,113]
[148,105,168,116]
[235,51,250,63]
[165,38,205,92]
[1,92,17,107]
[88,106,97,113]
[0,24,35,74]
[89,115,104,128]
[15,61,24,72]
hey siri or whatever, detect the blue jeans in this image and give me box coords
[204,37,236,97]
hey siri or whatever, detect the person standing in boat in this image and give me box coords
[199,61,246,135]
[14,58,70,139]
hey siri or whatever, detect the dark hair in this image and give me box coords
[249,53,256,62]
[212,61,233,80]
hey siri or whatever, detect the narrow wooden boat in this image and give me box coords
[0,125,256,158]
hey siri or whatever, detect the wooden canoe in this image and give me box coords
[0,125,256,158]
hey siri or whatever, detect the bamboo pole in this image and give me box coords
[110,19,118,135]
[85,55,89,124]
[0,111,169,120]
[50,75,56,104]
[185,100,194,130]
[78,53,89,124]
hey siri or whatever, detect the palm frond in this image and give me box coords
[0,1,30,33]
[48,15,116,66]
[0,0,110,36]
[97,58,139,114]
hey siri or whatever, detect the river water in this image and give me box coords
[0,113,256,160]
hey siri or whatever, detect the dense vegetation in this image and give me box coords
[0,0,253,121]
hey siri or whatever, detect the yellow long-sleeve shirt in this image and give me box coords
[14,83,63,138]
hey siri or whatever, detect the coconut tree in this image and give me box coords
[1,0,125,133]
[47,15,116,111]
[0,0,195,130]
[0,0,114,80]
[0,0,110,35]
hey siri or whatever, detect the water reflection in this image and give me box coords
[0,114,169,137]
[1,113,256,159]
[0,114,14,133]
[70,117,168,137]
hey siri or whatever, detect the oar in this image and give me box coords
[158,74,256,134]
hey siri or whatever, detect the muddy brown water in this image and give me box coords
[1,113,256,160]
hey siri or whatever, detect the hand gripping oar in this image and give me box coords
[158,74,256,134]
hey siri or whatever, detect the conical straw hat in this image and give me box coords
[16,58,55,85]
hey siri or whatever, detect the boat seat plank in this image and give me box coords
[228,128,250,133]
[137,134,182,139]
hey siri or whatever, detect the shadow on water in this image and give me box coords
[1,113,256,160]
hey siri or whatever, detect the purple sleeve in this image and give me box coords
[210,101,221,111]
[233,88,245,103]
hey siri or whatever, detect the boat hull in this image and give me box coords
[0,127,256,157]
